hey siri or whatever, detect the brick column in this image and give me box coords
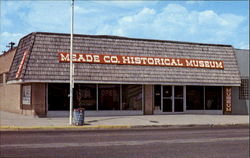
[144,85,154,115]
[32,83,46,117]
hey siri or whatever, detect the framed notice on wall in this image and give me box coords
[22,85,31,105]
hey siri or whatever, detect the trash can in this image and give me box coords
[73,108,85,126]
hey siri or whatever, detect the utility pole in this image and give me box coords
[69,0,74,125]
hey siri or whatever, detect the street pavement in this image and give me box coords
[1,126,249,158]
[0,111,249,130]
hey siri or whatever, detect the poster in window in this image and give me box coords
[22,85,31,105]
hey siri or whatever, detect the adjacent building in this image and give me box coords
[0,32,248,116]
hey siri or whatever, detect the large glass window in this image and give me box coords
[122,85,142,110]
[205,86,222,110]
[186,86,204,110]
[48,83,69,111]
[98,84,120,110]
[74,84,96,110]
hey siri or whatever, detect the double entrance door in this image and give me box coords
[155,85,184,112]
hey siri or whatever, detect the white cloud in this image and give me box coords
[93,1,157,9]
[18,1,71,33]
[186,0,203,5]
[96,3,246,47]
[74,5,97,14]
[1,32,23,38]
[0,1,248,51]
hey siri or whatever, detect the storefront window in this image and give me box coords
[174,86,183,112]
[98,84,120,110]
[48,83,69,110]
[186,86,204,110]
[75,84,96,110]
[205,86,222,110]
[122,85,142,110]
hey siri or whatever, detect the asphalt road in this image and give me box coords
[0,126,249,158]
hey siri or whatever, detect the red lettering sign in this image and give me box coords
[58,52,224,69]
[16,50,28,79]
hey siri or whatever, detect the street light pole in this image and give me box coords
[69,0,74,125]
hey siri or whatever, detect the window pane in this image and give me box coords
[175,86,183,98]
[75,84,96,110]
[154,85,161,110]
[163,86,172,97]
[174,99,183,112]
[163,99,172,112]
[205,86,222,110]
[98,85,120,110]
[186,86,204,110]
[122,85,142,110]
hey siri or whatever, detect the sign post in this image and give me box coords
[69,0,74,125]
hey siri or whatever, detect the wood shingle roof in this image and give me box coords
[7,32,241,86]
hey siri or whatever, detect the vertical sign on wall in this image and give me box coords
[22,85,31,105]
[223,87,232,114]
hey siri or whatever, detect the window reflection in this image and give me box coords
[75,84,96,110]
[186,86,204,110]
[98,84,120,110]
[122,85,142,110]
[205,86,222,110]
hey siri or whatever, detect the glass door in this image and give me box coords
[161,86,184,112]
[163,86,172,112]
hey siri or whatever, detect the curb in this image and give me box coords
[0,123,248,131]
[0,125,132,131]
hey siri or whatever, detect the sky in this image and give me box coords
[0,0,249,53]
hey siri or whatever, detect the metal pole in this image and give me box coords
[69,0,74,125]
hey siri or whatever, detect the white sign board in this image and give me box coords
[22,85,31,105]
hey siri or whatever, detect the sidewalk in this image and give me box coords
[0,111,249,130]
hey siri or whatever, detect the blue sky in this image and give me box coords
[0,0,249,53]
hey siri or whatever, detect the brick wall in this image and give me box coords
[32,83,46,116]
[0,48,16,73]
[144,85,154,115]
[0,84,21,113]
[0,48,22,114]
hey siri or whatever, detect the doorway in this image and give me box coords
[154,85,184,113]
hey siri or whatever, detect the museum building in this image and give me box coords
[0,32,249,117]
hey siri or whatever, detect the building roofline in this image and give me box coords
[234,48,250,51]
[0,47,17,57]
[31,31,232,47]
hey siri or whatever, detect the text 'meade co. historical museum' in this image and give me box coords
[0,32,249,116]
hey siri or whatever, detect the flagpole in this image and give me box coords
[69,0,74,125]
